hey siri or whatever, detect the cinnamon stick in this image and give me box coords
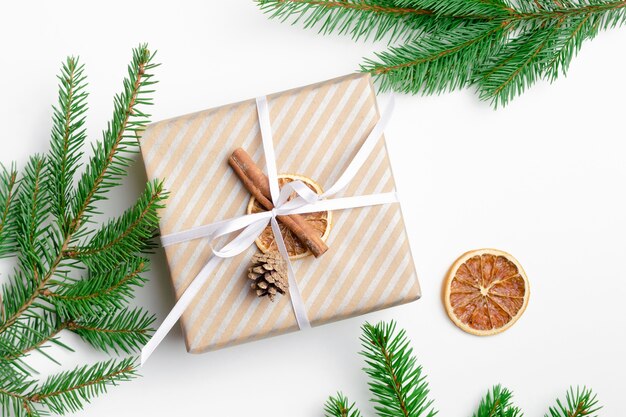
[229,148,328,258]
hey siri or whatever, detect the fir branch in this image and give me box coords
[361,21,506,94]
[71,45,158,232]
[66,179,166,270]
[360,321,436,417]
[0,45,163,416]
[325,321,603,417]
[25,358,138,415]
[258,0,626,105]
[69,307,155,355]
[0,163,20,258]
[0,314,73,377]
[325,393,363,417]
[48,56,88,233]
[545,387,601,417]
[472,385,522,417]
[542,13,597,80]
[0,44,158,336]
[0,369,36,417]
[0,272,40,335]
[44,258,148,320]
[16,156,50,266]
[477,22,566,106]
[258,0,436,42]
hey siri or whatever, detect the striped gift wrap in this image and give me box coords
[139,73,421,353]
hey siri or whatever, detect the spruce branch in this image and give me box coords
[0,44,158,336]
[325,321,603,417]
[323,321,437,417]
[71,45,158,232]
[16,156,50,268]
[24,357,138,416]
[360,321,436,417]
[361,21,507,94]
[472,385,523,417]
[0,313,71,368]
[258,0,626,105]
[325,393,363,417]
[0,44,164,417]
[66,179,167,271]
[0,272,41,336]
[0,163,20,259]
[0,369,36,417]
[545,387,601,417]
[258,0,436,42]
[48,57,88,233]
[45,258,148,320]
[69,307,155,355]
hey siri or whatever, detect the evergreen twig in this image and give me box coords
[48,57,88,233]
[24,358,139,416]
[325,392,363,417]
[0,164,20,259]
[258,0,626,106]
[545,386,601,417]
[69,307,155,355]
[0,44,166,417]
[325,321,602,417]
[472,385,522,417]
[360,322,436,417]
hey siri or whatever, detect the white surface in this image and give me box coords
[1,1,625,416]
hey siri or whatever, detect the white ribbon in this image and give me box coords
[140,95,397,366]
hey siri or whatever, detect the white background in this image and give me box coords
[1,1,625,416]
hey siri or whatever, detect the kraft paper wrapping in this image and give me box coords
[139,73,421,353]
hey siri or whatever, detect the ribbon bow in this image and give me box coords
[141,95,397,365]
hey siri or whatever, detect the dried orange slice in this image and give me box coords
[246,174,332,260]
[443,249,529,336]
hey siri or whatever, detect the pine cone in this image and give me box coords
[248,252,289,301]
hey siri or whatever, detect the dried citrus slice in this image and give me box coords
[246,174,332,260]
[443,249,529,336]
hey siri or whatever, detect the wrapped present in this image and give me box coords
[138,73,421,357]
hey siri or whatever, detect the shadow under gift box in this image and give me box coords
[138,73,421,353]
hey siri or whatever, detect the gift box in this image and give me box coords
[139,73,421,353]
